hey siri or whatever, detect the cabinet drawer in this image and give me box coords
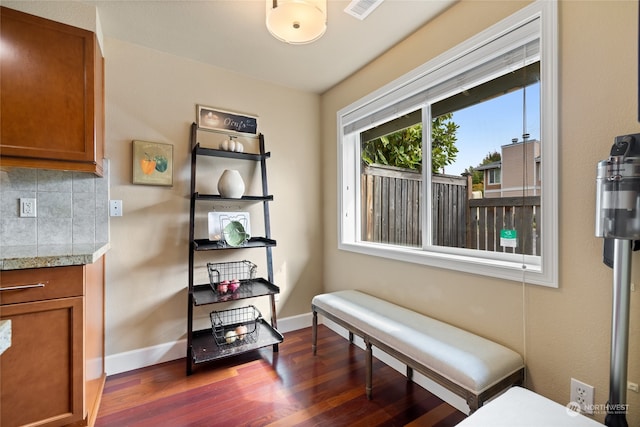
[0,266,84,304]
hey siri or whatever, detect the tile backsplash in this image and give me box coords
[0,160,110,259]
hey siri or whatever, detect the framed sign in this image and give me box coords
[197,105,258,135]
[132,140,174,186]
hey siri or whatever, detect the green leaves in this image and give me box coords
[361,113,459,174]
[431,114,459,173]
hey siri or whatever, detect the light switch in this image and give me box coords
[109,200,123,217]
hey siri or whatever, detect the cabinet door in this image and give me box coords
[0,7,104,175]
[0,297,84,427]
[84,258,106,427]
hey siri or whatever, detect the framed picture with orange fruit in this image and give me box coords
[132,140,174,186]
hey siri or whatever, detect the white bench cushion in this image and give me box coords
[456,387,604,426]
[312,290,524,394]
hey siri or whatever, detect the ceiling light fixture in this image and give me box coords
[266,0,327,45]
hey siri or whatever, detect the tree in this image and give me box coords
[431,114,460,174]
[361,113,459,173]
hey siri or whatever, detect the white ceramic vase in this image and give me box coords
[217,169,245,199]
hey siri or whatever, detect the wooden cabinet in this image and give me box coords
[0,6,105,176]
[1,297,83,427]
[0,259,105,427]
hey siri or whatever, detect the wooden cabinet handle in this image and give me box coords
[0,283,46,291]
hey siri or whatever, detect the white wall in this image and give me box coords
[104,37,324,367]
[321,1,640,424]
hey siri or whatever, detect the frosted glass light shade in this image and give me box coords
[266,0,327,45]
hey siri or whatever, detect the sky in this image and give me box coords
[442,82,541,176]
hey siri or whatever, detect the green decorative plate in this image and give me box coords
[223,221,250,247]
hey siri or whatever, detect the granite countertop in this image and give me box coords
[0,242,110,270]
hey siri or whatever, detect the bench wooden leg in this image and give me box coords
[312,310,318,355]
[406,366,413,381]
[365,338,373,400]
[466,394,480,414]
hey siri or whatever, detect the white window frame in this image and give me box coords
[337,1,558,287]
[488,168,501,185]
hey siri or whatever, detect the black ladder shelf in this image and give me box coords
[186,122,282,375]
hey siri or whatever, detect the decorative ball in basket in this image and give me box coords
[207,260,257,296]
[210,306,261,346]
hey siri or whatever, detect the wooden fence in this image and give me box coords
[361,165,540,256]
[431,174,469,248]
[468,196,540,255]
[361,165,423,247]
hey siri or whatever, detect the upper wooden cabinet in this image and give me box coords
[0,7,104,176]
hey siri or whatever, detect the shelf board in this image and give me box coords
[191,320,283,365]
[193,237,276,251]
[194,193,273,202]
[193,278,280,306]
[194,143,270,161]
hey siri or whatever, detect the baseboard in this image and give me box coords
[277,311,313,333]
[105,312,314,375]
[105,338,186,376]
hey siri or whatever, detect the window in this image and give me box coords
[488,168,501,185]
[338,1,558,287]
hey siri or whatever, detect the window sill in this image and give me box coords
[338,241,556,287]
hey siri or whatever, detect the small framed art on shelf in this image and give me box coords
[197,105,258,136]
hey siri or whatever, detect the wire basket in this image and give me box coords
[207,260,257,295]
[210,305,261,347]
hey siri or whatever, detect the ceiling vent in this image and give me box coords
[344,0,384,20]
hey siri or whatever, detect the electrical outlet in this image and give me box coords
[628,381,639,393]
[570,378,595,414]
[19,198,36,217]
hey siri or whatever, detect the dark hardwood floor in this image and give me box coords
[96,325,466,427]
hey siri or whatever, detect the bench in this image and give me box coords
[311,290,525,413]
